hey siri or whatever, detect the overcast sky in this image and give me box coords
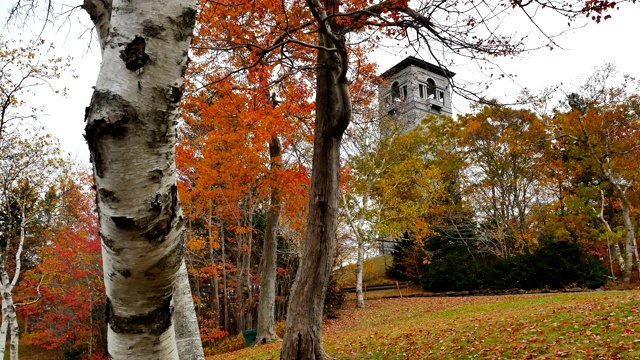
[2,2,639,164]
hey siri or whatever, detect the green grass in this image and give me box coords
[208,290,640,359]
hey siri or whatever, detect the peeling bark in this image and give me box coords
[82,0,201,358]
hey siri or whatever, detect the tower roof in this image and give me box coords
[380,56,455,79]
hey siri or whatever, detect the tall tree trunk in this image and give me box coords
[355,239,365,308]
[173,261,205,359]
[256,136,282,344]
[221,225,230,333]
[280,17,351,359]
[620,197,637,282]
[235,232,245,332]
[245,207,254,330]
[207,203,221,327]
[9,307,18,360]
[608,180,637,283]
[0,278,11,358]
[82,1,201,357]
[0,202,29,360]
[0,283,19,360]
[341,192,366,309]
[597,190,621,281]
[612,244,626,275]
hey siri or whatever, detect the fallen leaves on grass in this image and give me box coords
[208,291,640,359]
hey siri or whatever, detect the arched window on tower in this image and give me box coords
[426,79,436,99]
[391,81,400,100]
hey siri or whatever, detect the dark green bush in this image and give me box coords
[390,233,608,292]
[519,237,607,289]
[421,250,481,292]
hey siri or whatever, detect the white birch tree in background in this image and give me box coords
[0,131,63,360]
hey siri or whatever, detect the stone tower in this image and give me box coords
[380,56,455,131]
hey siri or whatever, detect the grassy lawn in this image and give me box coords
[208,290,640,359]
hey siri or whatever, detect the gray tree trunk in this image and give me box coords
[255,136,282,345]
[280,13,351,358]
[607,179,637,283]
[82,0,202,357]
[619,196,637,282]
[207,204,221,328]
[355,239,366,308]
[221,225,230,332]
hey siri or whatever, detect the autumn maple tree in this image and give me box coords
[18,171,105,358]
[178,33,314,343]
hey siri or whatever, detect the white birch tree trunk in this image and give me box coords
[355,239,365,308]
[173,261,205,359]
[0,203,28,360]
[341,193,366,309]
[612,244,626,274]
[0,272,11,358]
[607,179,637,283]
[82,0,202,358]
[620,198,637,282]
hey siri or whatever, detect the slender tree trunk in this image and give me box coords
[81,1,201,357]
[235,232,245,332]
[612,244,625,273]
[173,261,205,359]
[340,191,367,309]
[0,286,19,360]
[620,200,637,282]
[9,309,18,360]
[0,281,10,358]
[355,239,365,308]
[207,203,221,327]
[280,18,351,359]
[0,202,30,360]
[256,136,282,344]
[221,225,230,333]
[609,182,637,283]
[245,208,254,330]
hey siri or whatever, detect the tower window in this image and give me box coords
[426,79,436,99]
[391,81,400,100]
[419,79,437,99]
[437,89,445,104]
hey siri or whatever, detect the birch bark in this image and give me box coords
[0,203,28,360]
[81,0,202,358]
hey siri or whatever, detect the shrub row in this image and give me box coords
[389,235,608,293]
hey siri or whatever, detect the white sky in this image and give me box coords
[2,2,639,164]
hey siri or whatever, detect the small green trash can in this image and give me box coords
[242,328,257,346]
